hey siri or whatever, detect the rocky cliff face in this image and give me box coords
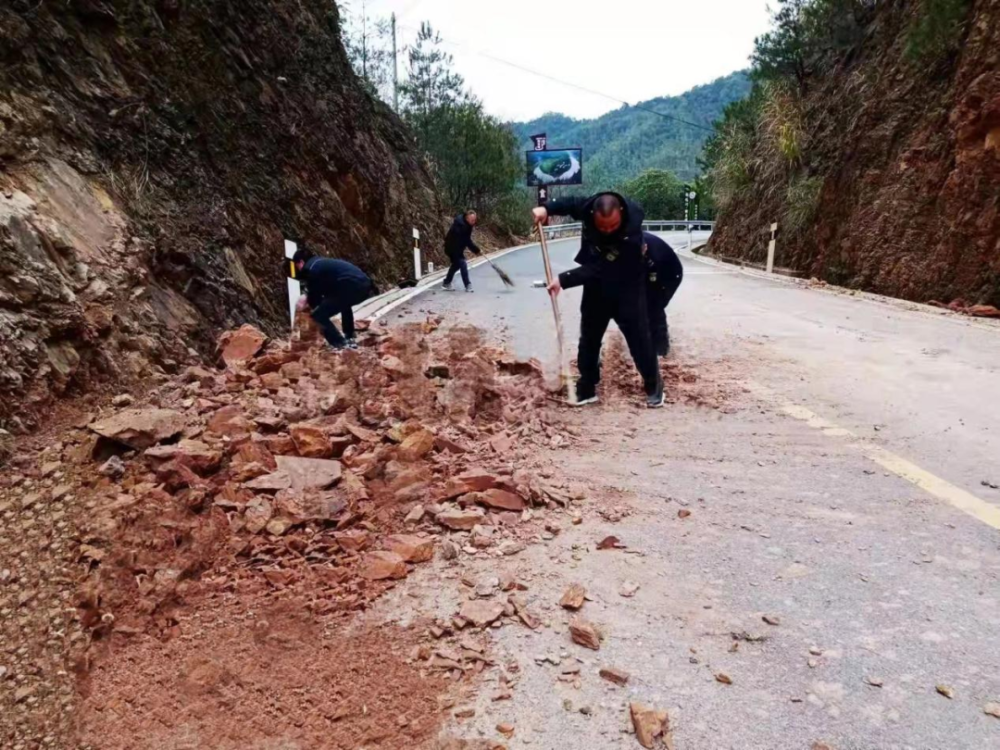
[0,0,443,430]
[708,0,1000,307]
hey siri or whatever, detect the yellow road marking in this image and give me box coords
[775,399,1000,530]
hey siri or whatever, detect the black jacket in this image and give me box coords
[550,192,646,293]
[301,257,372,308]
[444,214,481,259]
[643,232,684,292]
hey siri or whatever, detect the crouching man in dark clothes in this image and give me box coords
[533,193,664,408]
[642,231,684,356]
[443,210,482,292]
[291,247,374,350]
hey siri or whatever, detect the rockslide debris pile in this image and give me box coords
[73,317,581,644]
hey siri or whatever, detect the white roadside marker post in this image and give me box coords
[412,227,421,281]
[767,223,778,274]
[284,239,301,328]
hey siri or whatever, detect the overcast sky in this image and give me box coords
[350,0,773,122]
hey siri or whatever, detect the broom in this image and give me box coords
[536,225,575,403]
[483,254,515,287]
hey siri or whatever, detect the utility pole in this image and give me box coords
[391,12,399,112]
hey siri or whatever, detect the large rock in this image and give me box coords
[360,551,408,581]
[384,534,434,563]
[275,455,341,491]
[89,408,186,450]
[219,324,267,367]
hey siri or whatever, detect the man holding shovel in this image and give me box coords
[534,192,664,408]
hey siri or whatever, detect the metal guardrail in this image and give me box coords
[542,220,715,239]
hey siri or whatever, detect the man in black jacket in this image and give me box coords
[442,210,481,292]
[291,247,373,350]
[642,232,684,356]
[533,192,664,408]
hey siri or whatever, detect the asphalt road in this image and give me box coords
[382,233,1000,749]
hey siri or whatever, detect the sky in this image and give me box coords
[348,0,773,122]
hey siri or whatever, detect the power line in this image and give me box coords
[397,22,715,133]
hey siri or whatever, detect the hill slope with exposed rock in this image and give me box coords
[0,0,443,431]
[705,1,1000,309]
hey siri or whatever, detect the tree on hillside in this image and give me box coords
[752,0,875,92]
[398,22,528,233]
[618,169,684,220]
[400,22,466,150]
[340,1,395,104]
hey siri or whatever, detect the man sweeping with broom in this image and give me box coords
[534,192,664,408]
[443,210,483,292]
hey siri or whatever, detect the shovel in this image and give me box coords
[537,225,575,404]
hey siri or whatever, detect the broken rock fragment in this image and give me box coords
[459,600,506,628]
[599,667,629,686]
[437,471,499,501]
[334,530,371,553]
[89,408,186,450]
[629,703,670,749]
[471,488,525,512]
[436,507,486,531]
[145,439,223,475]
[290,423,334,458]
[219,324,267,366]
[384,534,435,563]
[569,618,601,650]
[206,405,252,437]
[559,584,586,611]
[244,497,274,534]
[360,551,408,581]
[275,455,341,491]
[397,428,436,461]
[242,470,292,492]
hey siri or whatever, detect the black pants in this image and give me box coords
[578,284,659,392]
[311,283,371,347]
[444,254,470,287]
[647,273,683,354]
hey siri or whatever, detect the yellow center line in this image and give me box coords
[752,383,1000,530]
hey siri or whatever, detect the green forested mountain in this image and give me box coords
[512,71,750,187]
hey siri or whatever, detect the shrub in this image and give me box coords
[905,0,972,62]
[784,174,824,230]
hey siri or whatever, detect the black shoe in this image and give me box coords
[645,375,665,409]
[574,381,599,406]
[344,339,359,350]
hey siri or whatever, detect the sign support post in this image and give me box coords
[412,228,422,281]
[284,239,300,328]
[767,223,778,274]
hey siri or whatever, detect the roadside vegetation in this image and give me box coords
[340,11,532,235]
[700,0,973,231]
